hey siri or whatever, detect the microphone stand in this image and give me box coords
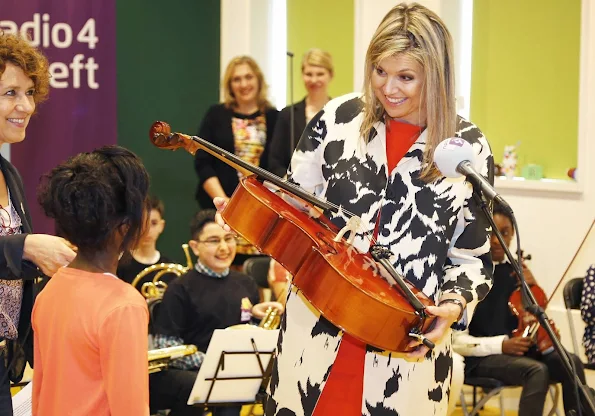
[287,51,295,154]
[472,191,595,416]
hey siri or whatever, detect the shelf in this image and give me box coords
[495,176,583,194]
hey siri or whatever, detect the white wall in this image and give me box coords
[220,0,286,109]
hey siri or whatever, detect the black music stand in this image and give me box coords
[187,329,279,411]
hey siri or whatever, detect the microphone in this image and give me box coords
[286,51,294,57]
[434,138,512,212]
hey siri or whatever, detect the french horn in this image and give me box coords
[132,243,194,299]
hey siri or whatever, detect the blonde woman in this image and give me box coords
[216,3,494,415]
[269,48,333,177]
[194,56,278,266]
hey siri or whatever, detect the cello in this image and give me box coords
[149,121,436,352]
[508,253,561,355]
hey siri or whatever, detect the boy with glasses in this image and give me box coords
[150,209,281,416]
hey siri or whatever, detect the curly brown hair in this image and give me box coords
[0,31,50,104]
[38,146,150,254]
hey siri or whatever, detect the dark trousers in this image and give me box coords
[0,349,13,416]
[150,369,242,416]
[466,350,592,416]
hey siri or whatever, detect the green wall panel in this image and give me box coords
[287,0,354,103]
[117,0,220,264]
[470,0,580,179]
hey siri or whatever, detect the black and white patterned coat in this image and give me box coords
[265,93,494,416]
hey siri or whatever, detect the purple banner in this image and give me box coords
[1,1,116,234]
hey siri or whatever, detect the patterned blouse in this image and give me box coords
[0,188,24,340]
[580,264,595,363]
[231,113,267,256]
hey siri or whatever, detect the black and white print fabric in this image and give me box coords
[265,93,494,416]
[581,264,595,363]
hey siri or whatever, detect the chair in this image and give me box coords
[460,377,506,416]
[243,256,273,300]
[563,278,585,356]
[460,376,561,416]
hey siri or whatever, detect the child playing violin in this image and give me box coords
[453,202,590,416]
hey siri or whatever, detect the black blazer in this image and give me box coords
[194,103,279,208]
[0,155,42,380]
[268,98,307,178]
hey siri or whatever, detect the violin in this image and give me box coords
[149,121,436,352]
[508,253,560,355]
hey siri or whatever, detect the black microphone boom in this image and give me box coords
[287,51,295,154]
[456,160,511,212]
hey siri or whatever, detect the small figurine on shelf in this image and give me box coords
[501,144,518,178]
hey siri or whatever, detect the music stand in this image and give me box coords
[187,328,279,409]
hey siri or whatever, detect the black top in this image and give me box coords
[466,262,519,371]
[116,253,174,290]
[468,262,519,338]
[268,98,307,178]
[0,155,43,379]
[194,103,279,208]
[153,268,259,352]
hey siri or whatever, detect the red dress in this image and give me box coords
[312,119,423,415]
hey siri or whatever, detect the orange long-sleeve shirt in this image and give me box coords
[32,267,149,416]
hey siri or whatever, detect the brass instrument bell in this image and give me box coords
[132,243,194,299]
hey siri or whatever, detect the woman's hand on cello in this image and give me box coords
[213,197,231,232]
[405,300,464,359]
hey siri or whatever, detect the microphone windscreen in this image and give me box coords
[434,138,475,178]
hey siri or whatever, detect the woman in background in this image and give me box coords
[194,56,278,266]
[33,146,150,415]
[0,32,76,415]
[268,48,333,177]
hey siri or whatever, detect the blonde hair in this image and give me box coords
[301,48,334,77]
[360,2,456,181]
[222,56,272,111]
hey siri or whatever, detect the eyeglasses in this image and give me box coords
[0,204,11,229]
[198,235,237,247]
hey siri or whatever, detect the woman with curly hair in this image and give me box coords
[33,145,151,415]
[0,32,76,414]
